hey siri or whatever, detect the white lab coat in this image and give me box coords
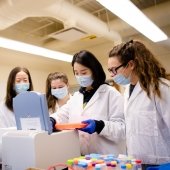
[0,101,16,128]
[49,94,72,115]
[51,84,126,156]
[124,78,170,164]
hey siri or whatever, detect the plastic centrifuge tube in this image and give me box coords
[135,160,142,170]
[120,164,126,170]
[126,163,132,170]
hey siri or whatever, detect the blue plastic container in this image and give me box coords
[147,163,170,170]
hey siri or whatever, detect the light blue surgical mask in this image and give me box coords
[76,75,93,87]
[113,73,131,85]
[51,86,68,99]
[14,83,30,94]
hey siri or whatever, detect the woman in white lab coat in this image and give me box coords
[0,67,33,128]
[46,72,71,115]
[51,50,126,156]
[108,40,170,170]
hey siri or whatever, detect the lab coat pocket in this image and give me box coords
[135,111,158,136]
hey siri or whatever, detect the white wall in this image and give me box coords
[0,36,170,101]
[0,48,76,101]
[0,65,47,100]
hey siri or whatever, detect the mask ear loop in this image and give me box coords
[121,62,133,82]
[121,62,129,75]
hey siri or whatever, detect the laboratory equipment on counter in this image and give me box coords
[13,91,52,134]
[0,128,16,164]
[59,154,142,170]
[2,129,80,170]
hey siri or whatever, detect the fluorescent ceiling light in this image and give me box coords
[96,0,168,42]
[0,37,73,62]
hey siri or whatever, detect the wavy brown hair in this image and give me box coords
[5,67,33,111]
[46,72,69,113]
[109,40,170,98]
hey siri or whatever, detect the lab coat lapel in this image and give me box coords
[125,82,142,108]
[83,86,102,111]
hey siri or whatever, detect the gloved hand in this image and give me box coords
[79,119,96,134]
[50,117,60,132]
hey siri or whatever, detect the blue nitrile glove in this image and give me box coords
[80,119,96,134]
[50,117,60,132]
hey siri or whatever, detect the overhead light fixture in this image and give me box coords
[96,0,168,42]
[49,27,87,42]
[0,37,73,62]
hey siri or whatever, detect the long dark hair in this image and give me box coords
[5,67,33,111]
[72,50,106,89]
[109,40,170,98]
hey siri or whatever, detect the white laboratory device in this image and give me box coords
[1,91,81,170]
[2,130,80,170]
[0,128,17,164]
[13,91,52,134]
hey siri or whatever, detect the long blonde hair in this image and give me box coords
[46,72,68,113]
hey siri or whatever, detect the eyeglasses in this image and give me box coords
[108,63,127,75]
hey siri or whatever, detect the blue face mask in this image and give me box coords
[51,86,68,99]
[113,73,131,85]
[76,75,94,87]
[14,83,30,94]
